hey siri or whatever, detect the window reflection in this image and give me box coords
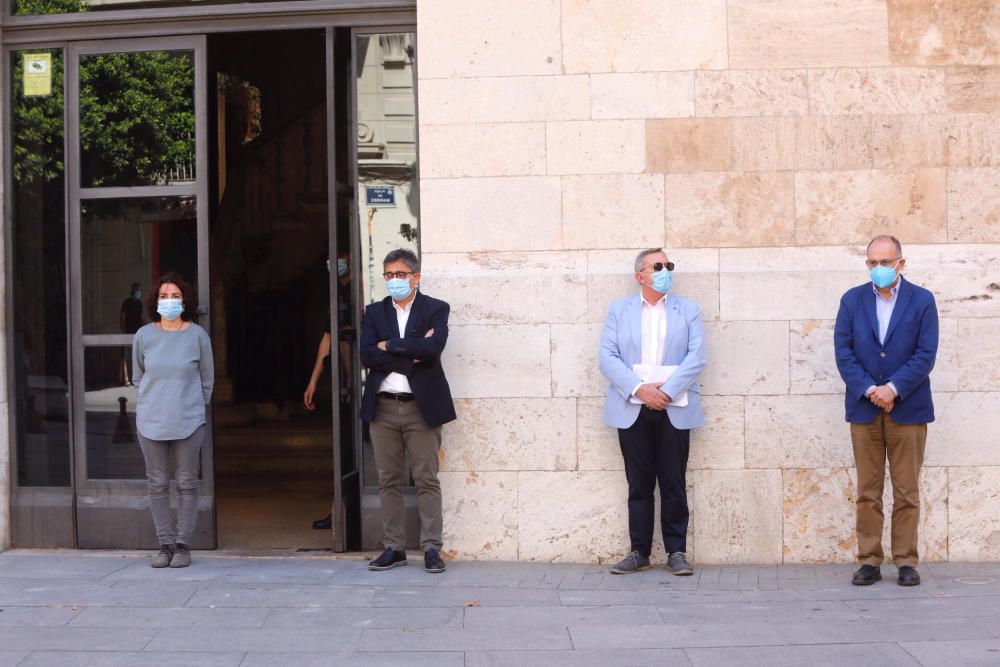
[11,48,71,487]
[79,50,195,188]
[81,197,198,335]
[84,346,145,480]
[355,33,419,306]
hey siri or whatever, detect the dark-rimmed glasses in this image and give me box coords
[383,271,415,280]
[864,258,900,269]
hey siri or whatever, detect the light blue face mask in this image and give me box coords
[337,259,348,277]
[386,277,413,301]
[650,268,672,294]
[869,262,898,288]
[157,298,183,321]
[133,290,142,300]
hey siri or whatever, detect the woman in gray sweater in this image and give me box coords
[133,272,214,568]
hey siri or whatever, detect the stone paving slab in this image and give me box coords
[898,639,1000,667]
[16,652,245,667]
[0,551,999,666]
[67,606,271,628]
[0,606,81,627]
[144,626,362,652]
[357,626,573,652]
[184,583,375,608]
[569,621,788,650]
[463,603,663,628]
[239,652,465,667]
[0,627,158,652]
[264,605,464,629]
[845,595,1000,620]
[464,648,693,666]
[684,642,921,666]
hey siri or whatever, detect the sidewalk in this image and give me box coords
[1,551,999,666]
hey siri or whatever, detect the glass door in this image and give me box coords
[66,36,212,548]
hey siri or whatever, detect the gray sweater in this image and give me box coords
[132,322,214,441]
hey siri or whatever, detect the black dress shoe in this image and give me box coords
[312,514,332,530]
[368,547,407,571]
[852,564,882,586]
[898,565,921,586]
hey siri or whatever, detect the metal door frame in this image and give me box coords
[66,35,212,548]
[4,5,417,550]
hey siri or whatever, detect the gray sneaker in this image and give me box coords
[169,543,192,568]
[151,544,175,568]
[610,550,651,574]
[667,552,694,576]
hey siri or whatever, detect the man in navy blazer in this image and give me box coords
[835,235,938,588]
[599,248,707,576]
[360,248,455,574]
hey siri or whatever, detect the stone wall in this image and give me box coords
[416,0,1000,563]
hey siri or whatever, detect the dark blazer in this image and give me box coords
[359,291,456,428]
[834,277,938,425]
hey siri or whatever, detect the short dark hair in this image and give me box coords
[146,272,198,322]
[383,248,419,273]
[867,235,902,257]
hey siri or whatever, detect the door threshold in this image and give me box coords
[4,547,375,560]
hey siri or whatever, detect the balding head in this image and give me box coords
[867,235,902,258]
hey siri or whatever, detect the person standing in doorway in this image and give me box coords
[361,248,455,574]
[120,282,144,385]
[835,235,938,587]
[599,248,707,576]
[134,272,214,569]
[304,251,356,531]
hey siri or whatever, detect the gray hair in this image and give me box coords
[383,248,420,273]
[634,248,664,273]
[867,235,902,257]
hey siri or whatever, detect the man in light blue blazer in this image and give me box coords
[599,248,707,575]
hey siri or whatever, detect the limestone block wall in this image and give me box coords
[415,1,1000,564]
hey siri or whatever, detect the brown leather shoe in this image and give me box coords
[897,565,920,586]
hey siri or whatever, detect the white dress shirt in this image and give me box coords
[631,292,667,396]
[379,298,414,394]
[868,276,902,397]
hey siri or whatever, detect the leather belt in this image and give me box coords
[378,391,415,402]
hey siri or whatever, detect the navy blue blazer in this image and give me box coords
[834,277,938,425]
[359,291,456,428]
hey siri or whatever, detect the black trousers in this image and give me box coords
[618,406,691,557]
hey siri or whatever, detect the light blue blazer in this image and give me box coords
[599,293,707,430]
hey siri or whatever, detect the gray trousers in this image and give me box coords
[138,425,204,546]
[370,397,443,552]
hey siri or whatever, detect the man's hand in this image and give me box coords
[634,382,670,411]
[377,340,388,351]
[425,328,434,338]
[868,385,895,411]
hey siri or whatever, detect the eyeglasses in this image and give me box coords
[865,258,900,269]
[383,271,414,280]
[641,261,675,272]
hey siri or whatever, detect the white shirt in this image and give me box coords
[867,276,902,398]
[378,298,414,394]
[631,292,667,396]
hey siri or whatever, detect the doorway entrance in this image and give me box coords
[208,28,346,551]
[5,11,420,552]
